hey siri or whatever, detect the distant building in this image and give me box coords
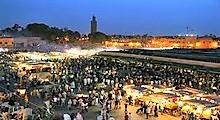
[14,37,47,48]
[91,16,97,34]
[147,36,218,49]
[105,38,145,48]
[0,37,14,49]
[104,36,219,49]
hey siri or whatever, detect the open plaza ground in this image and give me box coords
[1,50,220,120]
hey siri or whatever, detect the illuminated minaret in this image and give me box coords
[91,16,97,34]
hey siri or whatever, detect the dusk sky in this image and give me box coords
[1,0,220,35]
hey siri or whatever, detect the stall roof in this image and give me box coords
[153,85,168,89]
[176,89,195,96]
[185,99,218,108]
[175,87,204,95]
[152,92,179,99]
[130,86,152,92]
[203,95,220,104]
[142,85,173,92]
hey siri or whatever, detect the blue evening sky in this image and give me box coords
[0,0,220,35]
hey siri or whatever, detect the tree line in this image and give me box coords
[0,23,108,44]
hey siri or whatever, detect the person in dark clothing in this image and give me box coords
[124,112,129,120]
[124,102,128,112]
[143,103,147,114]
[70,113,76,120]
[108,93,112,100]
[217,112,220,120]
[128,96,132,105]
[154,104,158,117]
[136,102,144,114]
[114,99,119,109]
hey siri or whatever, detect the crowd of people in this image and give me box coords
[1,51,220,120]
[0,53,37,120]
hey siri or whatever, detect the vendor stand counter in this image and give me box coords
[181,99,219,119]
[142,85,174,93]
[140,92,179,116]
[140,92,179,105]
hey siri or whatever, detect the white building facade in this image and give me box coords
[14,37,47,48]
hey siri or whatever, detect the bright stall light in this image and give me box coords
[178,101,183,106]
[196,107,203,113]
[64,46,121,56]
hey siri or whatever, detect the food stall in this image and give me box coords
[140,91,179,115]
[14,60,53,81]
[181,98,219,119]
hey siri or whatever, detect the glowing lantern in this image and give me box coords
[173,43,179,47]
[129,42,134,47]
[119,43,124,46]
[196,107,203,114]
[108,42,113,46]
[105,41,109,46]
[178,101,183,106]
[65,36,70,42]
[135,42,141,46]
[182,105,191,113]
[202,109,212,118]
[196,42,201,47]
[189,44,193,48]
[213,42,218,48]
[113,42,118,46]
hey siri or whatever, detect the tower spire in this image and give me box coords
[91,15,97,34]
